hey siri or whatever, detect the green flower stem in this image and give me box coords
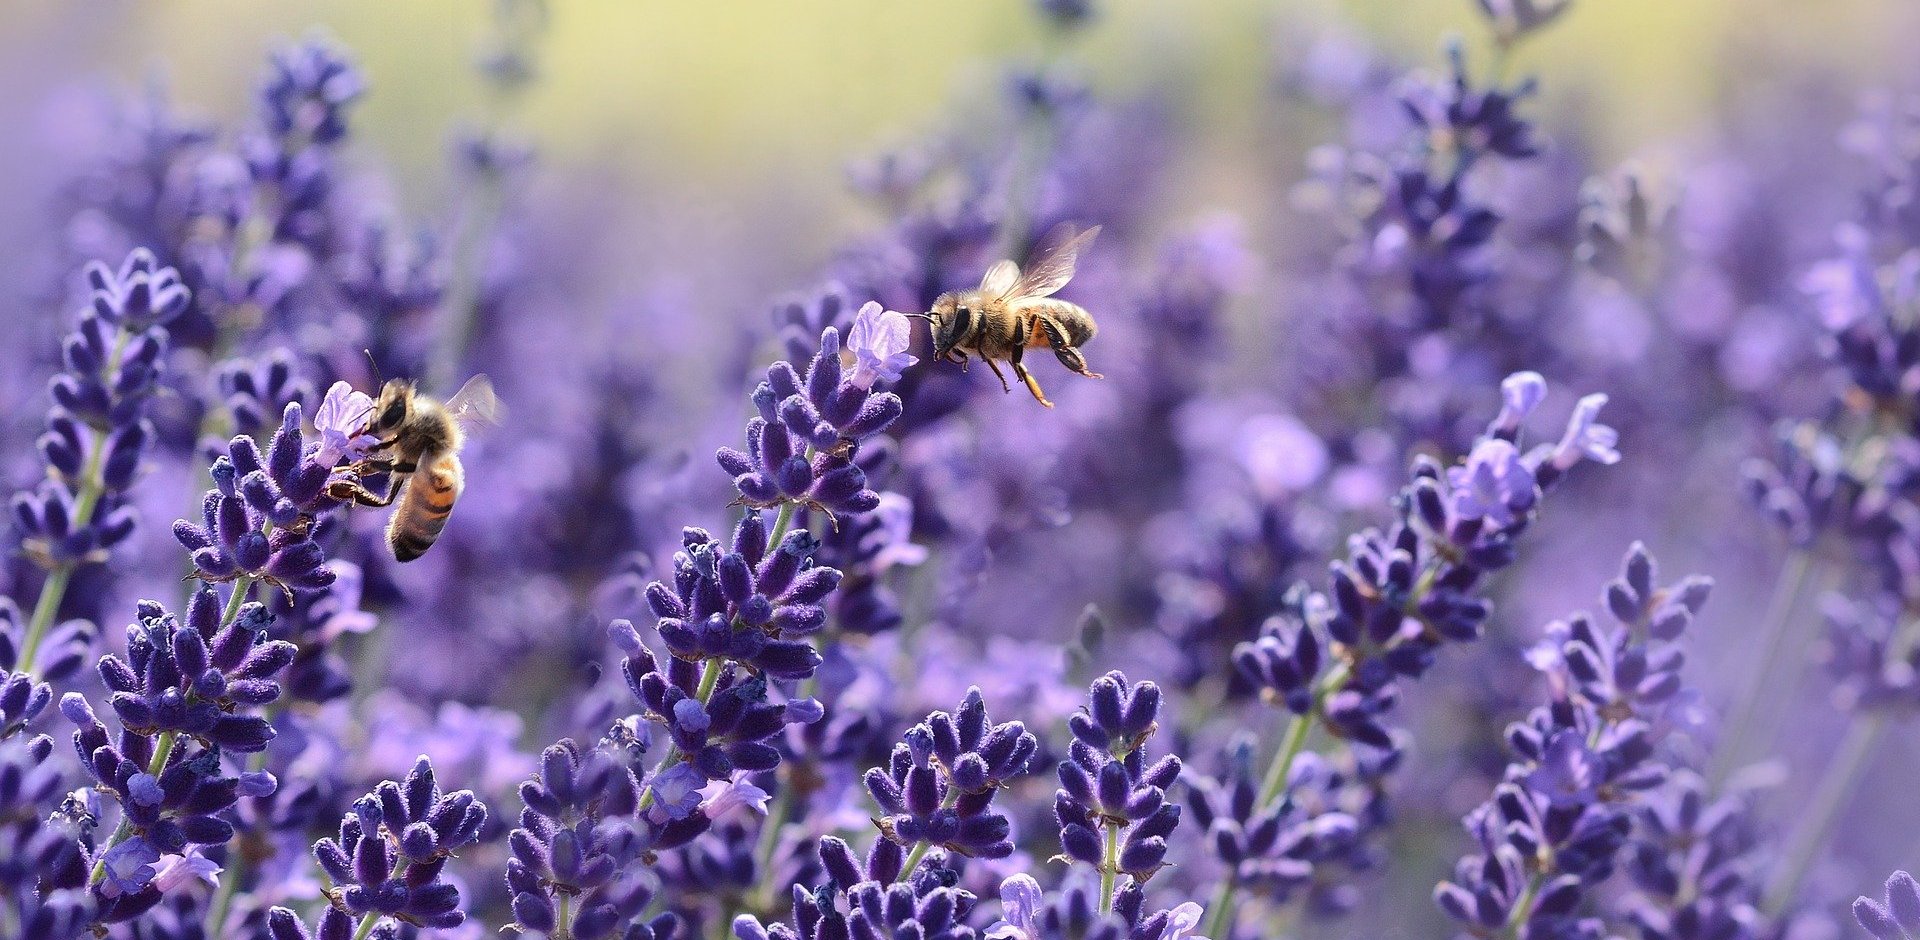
[1098,821,1120,914]
[1257,708,1317,807]
[1201,703,1319,940]
[896,842,933,887]
[1709,548,1813,789]
[767,500,800,551]
[89,729,179,886]
[1763,708,1885,914]
[18,564,78,681]
[636,658,725,815]
[1502,871,1548,938]
[1202,872,1238,940]
[19,328,135,678]
[1201,556,1456,938]
[1763,614,1920,912]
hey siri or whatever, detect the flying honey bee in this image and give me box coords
[916,222,1104,408]
[331,375,501,562]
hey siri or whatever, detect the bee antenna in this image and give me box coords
[907,312,937,322]
[363,349,383,385]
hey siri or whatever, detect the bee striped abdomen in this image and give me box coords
[387,455,465,562]
[1020,300,1097,347]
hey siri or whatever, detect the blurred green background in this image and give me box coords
[8,0,1910,235]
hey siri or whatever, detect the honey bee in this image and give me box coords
[332,375,501,562]
[917,222,1104,408]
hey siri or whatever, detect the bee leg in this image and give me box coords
[328,475,403,508]
[983,357,1013,394]
[1008,341,1053,407]
[1011,363,1053,408]
[1041,319,1103,378]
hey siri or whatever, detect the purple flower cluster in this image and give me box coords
[307,757,486,931]
[55,589,292,925]
[1435,544,1717,938]
[173,402,345,595]
[615,616,817,796]
[644,518,837,680]
[8,250,187,678]
[867,688,1036,863]
[1230,372,1616,750]
[1055,673,1182,893]
[719,312,909,519]
[733,836,976,940]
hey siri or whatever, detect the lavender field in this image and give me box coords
[5,1,1920,938]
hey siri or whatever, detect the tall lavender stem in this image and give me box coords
[1764,708,1886,914]
[1709,548,1813,788]
[1765,612,1920,911]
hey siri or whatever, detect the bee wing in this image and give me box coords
[979,259,1021,299]
[1009,222,1102,300]
[444,374,504,430]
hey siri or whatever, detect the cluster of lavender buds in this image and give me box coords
[1231,372,1615,743]
[55,587,294,926]
[1196,372,1617,937]
[1055,673,1182,903]
[1621,772,1765,940]
[234,38,364,275]
[308,757,487,931]
[730,690,1035,940]
[733,836,976,940]
[719,305,912,519]
[986,874,1205,940]
[0,735,90,935]
[173,397,352,596]
[1858,871,1920,940]
[214,348,315,440]
[1237,372,1617,747]
[615,614,819,795]
[643,518,838,680]
[0,601,61,735]
[868,687,1036,864]
[1187,738,1365,919]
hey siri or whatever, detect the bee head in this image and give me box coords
[369,379,416,436]
[917,293,973,360]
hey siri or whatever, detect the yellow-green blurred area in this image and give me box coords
[3,0,1913,275]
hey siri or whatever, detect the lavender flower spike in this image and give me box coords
[310,756,487,930]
